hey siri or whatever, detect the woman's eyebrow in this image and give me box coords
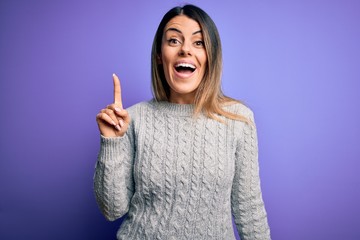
[192,30,202,35]
[165,28,202,35]
[165,28,182,34]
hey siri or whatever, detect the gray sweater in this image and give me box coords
[94,100,271,240]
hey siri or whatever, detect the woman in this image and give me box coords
[95,4,271,240]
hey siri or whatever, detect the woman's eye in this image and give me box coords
[194,41,204,47]
[168,38,180,45]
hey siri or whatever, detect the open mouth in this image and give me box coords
[174,63,196,74]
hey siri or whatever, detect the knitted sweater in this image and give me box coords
[94,100,271,240]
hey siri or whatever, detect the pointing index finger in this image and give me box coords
[113,73,123,109]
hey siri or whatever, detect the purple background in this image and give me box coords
[1,0,359,239]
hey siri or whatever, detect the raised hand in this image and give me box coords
[96,74,131,137]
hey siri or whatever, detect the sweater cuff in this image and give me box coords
[98,135,128,164]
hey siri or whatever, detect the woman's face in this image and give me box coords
[160,15,207,104]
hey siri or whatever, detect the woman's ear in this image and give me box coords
[156,54,162,64]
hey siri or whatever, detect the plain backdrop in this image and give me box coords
[1,0,359,239]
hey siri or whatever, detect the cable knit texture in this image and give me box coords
[94,100,271,240]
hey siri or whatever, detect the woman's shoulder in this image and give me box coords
[222,99,254,120]
[126,99,154,118]
[126,100,153,110]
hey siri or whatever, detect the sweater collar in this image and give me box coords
[150,99,195,117]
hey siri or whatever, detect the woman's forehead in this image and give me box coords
[164,15,202,34]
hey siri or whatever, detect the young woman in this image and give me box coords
[95,4,271,240]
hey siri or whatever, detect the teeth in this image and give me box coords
[175,63,196,69]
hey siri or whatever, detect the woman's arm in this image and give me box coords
[231,109,271,239]
[93,123,135,221]
[94,73,135,221]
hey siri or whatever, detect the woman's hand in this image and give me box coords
[96,74,131,137]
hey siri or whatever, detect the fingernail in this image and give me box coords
[112,73,116,77]
[111,120,116,126]
[115,107,121,112]
[119,119,124,127]
[115,125,121,131]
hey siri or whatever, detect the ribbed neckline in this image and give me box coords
[150,99,195,117]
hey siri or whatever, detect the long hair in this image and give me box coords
[151,4,249,123]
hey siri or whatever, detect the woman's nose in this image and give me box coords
[179,42,192,56]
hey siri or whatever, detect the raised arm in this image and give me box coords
[94,74,135,221]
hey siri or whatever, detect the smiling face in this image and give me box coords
[159,15,207,104]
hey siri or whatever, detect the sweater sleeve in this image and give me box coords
[93,121,135,221]
[231,109,271,239]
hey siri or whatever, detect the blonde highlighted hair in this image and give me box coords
[151,4,249,123]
